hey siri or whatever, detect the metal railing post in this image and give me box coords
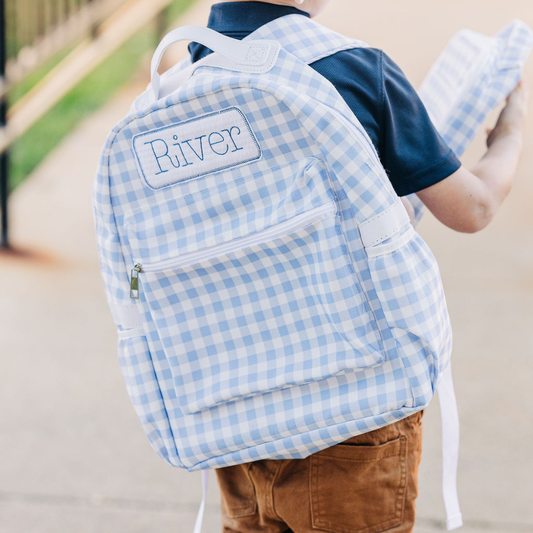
[0,0,8,249]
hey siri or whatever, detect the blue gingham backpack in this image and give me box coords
[93,14,532,532]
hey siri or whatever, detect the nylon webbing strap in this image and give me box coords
[438,363,463,530]
[359,199,410,248]
[192,470,209,533]
[108,301,143,330]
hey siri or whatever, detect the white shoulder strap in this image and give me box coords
[245,14,367,65]
[149,16,364,103]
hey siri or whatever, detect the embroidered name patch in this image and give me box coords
[133,107,261,189]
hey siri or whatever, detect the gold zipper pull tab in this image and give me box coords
[130,264,142,299]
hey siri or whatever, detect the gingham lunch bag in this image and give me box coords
[92,14,532,532]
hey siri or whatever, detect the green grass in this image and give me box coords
[8,0,196,190]
[9,47,75,105]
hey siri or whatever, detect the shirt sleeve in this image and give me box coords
[378,51,461,196]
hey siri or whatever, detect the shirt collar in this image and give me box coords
[206,2,310,33]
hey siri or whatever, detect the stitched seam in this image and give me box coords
[334,212,386,353]
[360,199,401,228]
[269,462,284,522]
[366,219,409,248]
[108,301,143,329]
[395,436,408,525]
[359,199,410,247]
[118,328,145,339]
[317,517,401,533]
[195,42,266,65]
[203,42,278,74]
[402,148,461,185]
[323,164,385,353]
[366,226,416,258]
[317,450,400,463]
[310,456,316,527]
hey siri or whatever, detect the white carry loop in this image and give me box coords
[358,198,411,248]
[151,26,280,100]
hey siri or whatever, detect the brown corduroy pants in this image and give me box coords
[216,411,424,533]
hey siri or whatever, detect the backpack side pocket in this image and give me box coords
[117,331,179,465]
[365,223,452,391]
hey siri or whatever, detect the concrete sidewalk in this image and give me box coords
[1,1,533,532]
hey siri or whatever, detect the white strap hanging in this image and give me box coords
[192,470,209,533]
[438,362,463,530]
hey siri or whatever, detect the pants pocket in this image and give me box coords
[310,435,407,533]
[215,463,257,518]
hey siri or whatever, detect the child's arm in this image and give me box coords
[416,81,528,233]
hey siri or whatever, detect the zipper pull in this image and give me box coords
[130,263,142,299]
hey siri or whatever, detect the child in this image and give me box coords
[188,1,528,532]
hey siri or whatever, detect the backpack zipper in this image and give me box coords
[130,200,336,298]
[130,263,142,299]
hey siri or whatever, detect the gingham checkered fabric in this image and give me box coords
[93,15,466,471]
[408,19,533,225]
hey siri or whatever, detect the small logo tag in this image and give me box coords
[133,107,261,189]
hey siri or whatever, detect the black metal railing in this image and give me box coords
[5,0,125,89]
[1,0,7,247]
[0,0,188,249]
[7,0,92,60]
[0,0,127,248]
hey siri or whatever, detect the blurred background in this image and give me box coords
[1,0,532,532]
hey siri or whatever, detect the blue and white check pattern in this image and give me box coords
[408,19,533,225]
[92,15,528,471]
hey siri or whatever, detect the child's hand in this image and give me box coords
[486,80,529,149]
[418,80,528,233]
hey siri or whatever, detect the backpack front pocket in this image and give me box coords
[125,160,384,415]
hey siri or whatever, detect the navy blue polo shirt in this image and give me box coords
[188,2,461,196]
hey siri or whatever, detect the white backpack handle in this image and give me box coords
[151,26,274,100]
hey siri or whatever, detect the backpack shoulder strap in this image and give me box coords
[245,14,368,64]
